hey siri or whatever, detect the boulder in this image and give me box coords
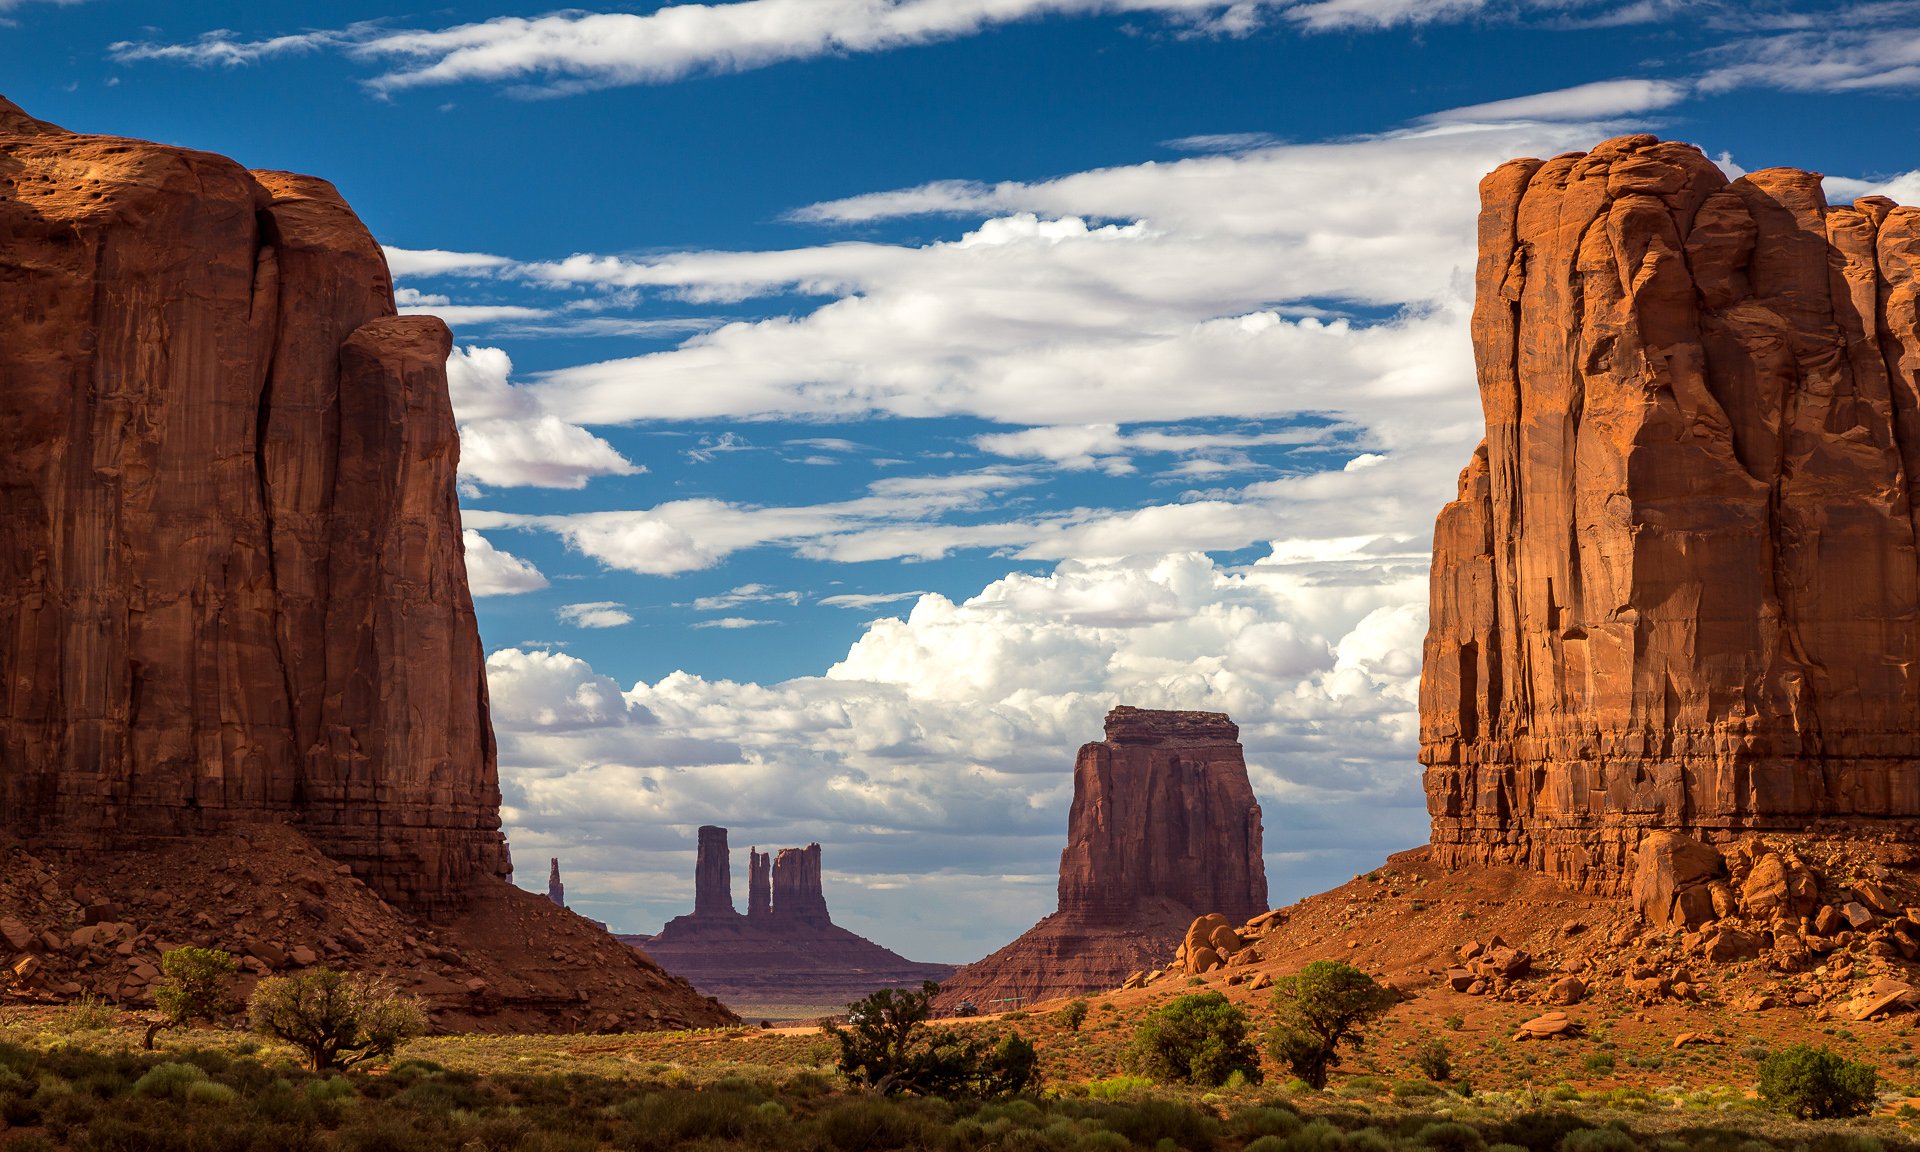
[1546,976,1587,1005]
[1631,834,1726,930]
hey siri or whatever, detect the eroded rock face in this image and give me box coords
[694,826,734,917]
[772,844,830,926]
[940,706,1268,1007]
[747,849,771,921]
[1424,133,1920,888]
[1060,707,1268,924]
[0,96,506,913]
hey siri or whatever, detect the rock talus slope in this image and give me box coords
[0,96,505,913]
[1424,133,1920,889]
[940,706,1267,1007]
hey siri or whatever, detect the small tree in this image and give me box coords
[1057,999,1090,1033]
[1129,991,1262,1087]
[826,981,1036,1097]
[1757,1044,1879,1119]
[145,947,237,1049]
[1266,961,1398,1089]
[1414,1037,1452,1081]
[248,968,426,1072]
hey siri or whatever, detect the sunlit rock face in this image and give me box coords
[0,95,507,913]
[1423,133,1920,889]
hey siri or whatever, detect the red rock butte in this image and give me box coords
[0,96,508,914]
[940,706,1267,1008]
[1424,133,1920,890]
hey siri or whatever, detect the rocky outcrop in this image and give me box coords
[547,859,565,908]
[0,96,505,913]
[772,844,830,926]
[1423,133,1920,889]
[748,849,771,921]
[694,826,734,917]
[940,706,1268,1008]
[636,830,952,1013]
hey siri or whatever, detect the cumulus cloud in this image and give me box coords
[558,601,634,629]
[490,551,1431,956]
[462,529,549,596]
[444,346,641,490]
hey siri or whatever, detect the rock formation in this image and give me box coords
[772,844,831,926]
[748,849,771,920]
[0,95,732,1032]
[632,830,953,1014]
[1423,133,1920,890]
[0,95,503,914]
[939,706,1268,1008]
[694,826,735,917]
[547,859,565,908]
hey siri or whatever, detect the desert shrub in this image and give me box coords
[1557,1128,1637,1152]
[827,982,1038,1098]
[184,1078,238,1106]
[1058,999,1090,1032]
[54,993,116,1034]
[248,968,426,1072]
[1757,1044,1879,1119]
[1084,1075,1153,1099]
[1581,1052,1615,1074]
[1415,1038,1453,1081]
[132,1061,208,1100]
[146,946,237,1049]
[1092,1096,1220,1148]
[1231,1104,1301,1139]
[811,1095,932,1151]
[616,1090,770,1150]
[1495,1110,1594,1152]
[1418,1120,1487,1152]
[1265,961,1398,1089]
[1394,1078,1446,1100]
[1128,991,1262,1087]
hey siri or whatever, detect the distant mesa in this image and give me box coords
[938,706,1267,1009]
[624,826,954,1012]
[1423,133,1920,891]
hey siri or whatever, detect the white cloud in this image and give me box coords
[445,346,641,490]
[462,529,549,596]
[691,584,804,610]
[1420,78,1691,124]
[382,245,514,277]
[1826,170,1920,206]
[973,422,1344,473]
[1703,19,1920,93]
[819,591,928,609]
[489,549,1432,955]
[691,616,778,629]
[558,601,634,629]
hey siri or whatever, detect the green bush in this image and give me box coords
[248,969,427,1072]
[812,1095,931,1151]
[1581,1052,1615,1075]
[1057,999,1090,1032]
[1127,992,1262,1087]
[132,1061,208,1100]
[147,946,238,1049]
[1557,1128,1637,1152]
[1231,1104,1300,1139]
[1265,961,1398,1089]
[1092,1096,1220,1148]
[1415,1037,1452,1081]
[1418,1120,1486,1152]
[826,981,1038,1098]
[1757,1044,1879,1119]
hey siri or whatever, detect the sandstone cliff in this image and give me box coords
[939,706,1268,1007]
[1424,133,1920,889]
[0,96,505,913]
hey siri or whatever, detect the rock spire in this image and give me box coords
[772,844,831,925]
[548,859,565,908]
[694,826,735,917]
[1423,134,1920,888]
[748,849,771,921]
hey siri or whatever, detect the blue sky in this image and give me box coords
[8,0,1920,961]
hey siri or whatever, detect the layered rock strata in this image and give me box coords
[1423,133,1920,888]
[939,706,1268,1008]
[636,830,952,1013]
[0,96,505,913]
